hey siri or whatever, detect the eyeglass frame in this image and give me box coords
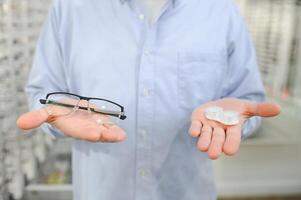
[39,92,127,120]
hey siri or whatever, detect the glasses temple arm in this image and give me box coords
[90,108,127,120]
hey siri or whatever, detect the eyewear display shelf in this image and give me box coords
[0,0,52,200]
[236,0,301,103]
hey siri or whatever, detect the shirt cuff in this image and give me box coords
[241,116,262,139]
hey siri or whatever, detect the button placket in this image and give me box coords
[135,21,156,200]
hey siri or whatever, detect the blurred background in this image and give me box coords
[0,0,301,199]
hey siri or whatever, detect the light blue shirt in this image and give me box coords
[25,0,265,199]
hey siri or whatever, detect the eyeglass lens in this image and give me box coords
[45,94,122,119]
[46,93,80,117]
[88,99,121,116]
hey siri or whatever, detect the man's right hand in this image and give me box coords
[16,104,127,143]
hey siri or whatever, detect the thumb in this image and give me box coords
[16,108,50,130]
[246,101,281,117]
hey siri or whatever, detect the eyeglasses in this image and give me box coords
[39,92,126,120]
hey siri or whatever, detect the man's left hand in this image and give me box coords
[189,98,280,159]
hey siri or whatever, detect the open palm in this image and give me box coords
[17,102,126,143]
[189,98,280,159]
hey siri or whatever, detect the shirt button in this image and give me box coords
[143,50,150,56]
[142,88,150,96]
[140,129,147,138]
[139,169,149,177]
[139,14,145,20]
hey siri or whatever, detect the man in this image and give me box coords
[17,0,280,199]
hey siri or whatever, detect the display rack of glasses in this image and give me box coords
[0,0,52,199]
[236,0,301,104]
[289,0,301,104]
[234,0,301,145]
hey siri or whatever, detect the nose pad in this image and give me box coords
[87,100,92,113]
[67,100,80,116]
[71,99,88,114]
[77,99,92,115]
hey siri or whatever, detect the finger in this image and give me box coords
[208,127,225,160]
[223,125,241,156]
[85,114,126,143]
[16,108,49,130]
[246,102,281,117]
[79,126,106,142]
[99,125,127,143]
[189,120,203,137]
[197,125,212,152]
[74,124,126,143]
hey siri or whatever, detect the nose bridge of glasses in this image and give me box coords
[77,99,89,108]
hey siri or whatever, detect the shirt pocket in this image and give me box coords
[177,51,226,111]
